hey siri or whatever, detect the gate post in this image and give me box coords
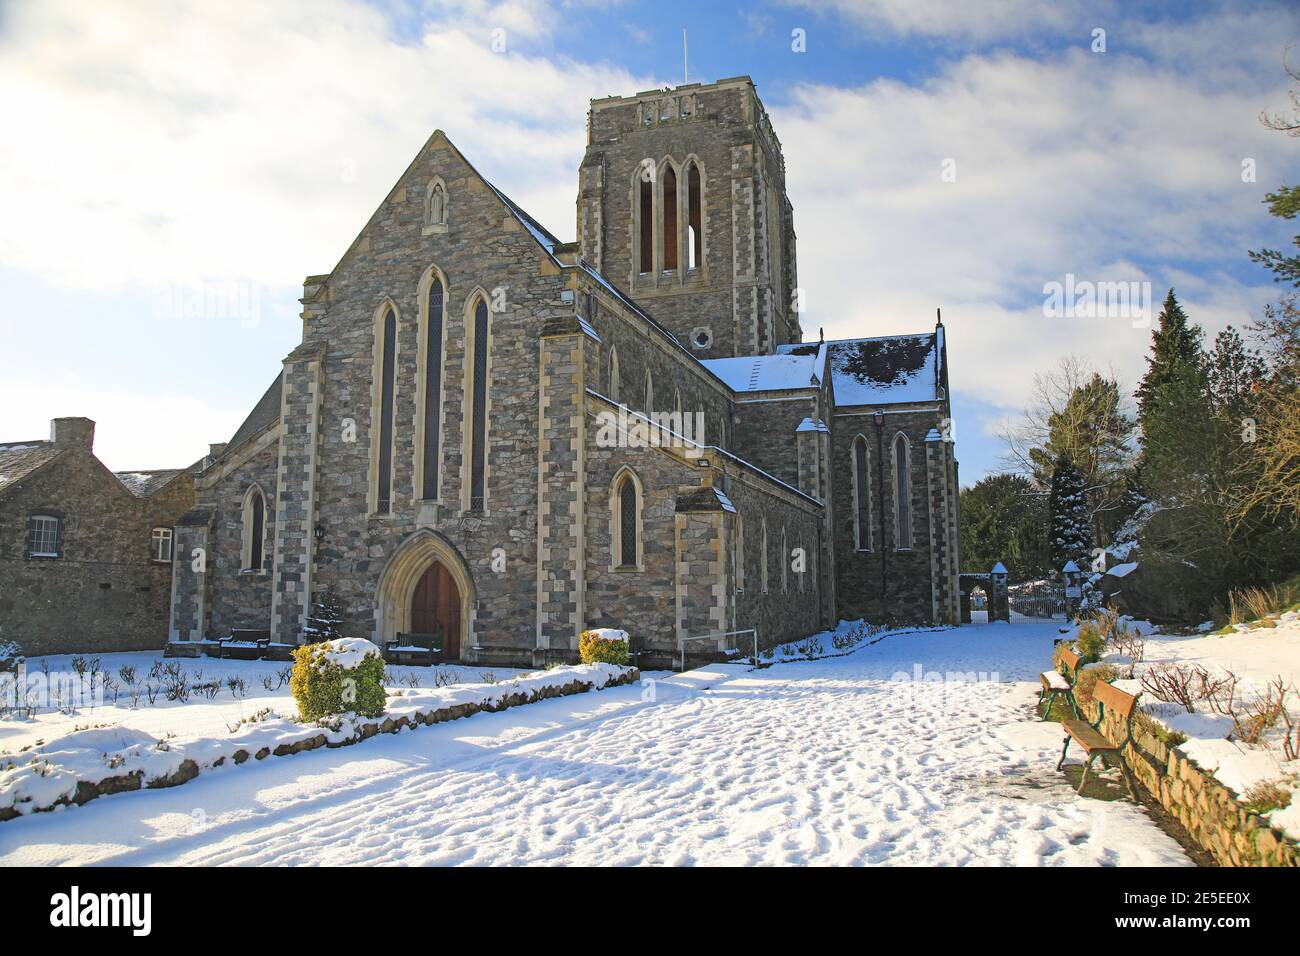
[989,563,1009,621]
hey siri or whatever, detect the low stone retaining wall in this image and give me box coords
[1081,695,1298,867]
[1,666,639,823]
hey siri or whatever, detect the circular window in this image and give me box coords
[691,327,713,350]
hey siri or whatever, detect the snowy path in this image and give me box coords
[0,621,1191,866]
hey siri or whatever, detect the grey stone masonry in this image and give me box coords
[270,343,324,642]
[578,77,799,359]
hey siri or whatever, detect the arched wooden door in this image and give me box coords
[410,562,461,659]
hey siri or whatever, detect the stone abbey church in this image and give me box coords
[165,76,962,666]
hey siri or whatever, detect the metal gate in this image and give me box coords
[1007,579,1066,619]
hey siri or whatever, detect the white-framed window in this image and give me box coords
[151,527,173,563]
[27,514,60,557]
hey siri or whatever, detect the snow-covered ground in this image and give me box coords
[2,653,527,753]
[1108,615,1300,838]
[0,620,1191,866]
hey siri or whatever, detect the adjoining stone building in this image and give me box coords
[0,418,198,656]
[169,75,961,667]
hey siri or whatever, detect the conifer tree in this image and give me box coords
[1135,289,1203,443]
[303,585,346,643]
[1048,454,1091,572]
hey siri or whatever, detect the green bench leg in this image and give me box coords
[1077,754,1097,794]
[1040,690,1056,720]
[1056,735,1071,771]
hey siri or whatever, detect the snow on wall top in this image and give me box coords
[779,333,939,406]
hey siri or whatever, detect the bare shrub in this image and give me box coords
[1139,663,1230,714]
[433,669,460,689]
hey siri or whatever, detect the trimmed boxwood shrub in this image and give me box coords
[290,638,386,721]
[579,629,629,666]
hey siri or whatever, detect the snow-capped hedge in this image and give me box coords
[290,638,385,721]
[0,662,638,822]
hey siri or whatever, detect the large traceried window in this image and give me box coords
[151,527,173,563]
[467,297,490,512]
[375,305,397,514]
[27,514,60,557]
[894,433,913,550]
[420,276,445,501]
[242,486,266,571]
[852,435,872,551]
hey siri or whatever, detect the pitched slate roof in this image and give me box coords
[113,470,186,498]
[700,346,827,393]
[778,331,941,406]
[225,373,284,454]
[0,441,66,496]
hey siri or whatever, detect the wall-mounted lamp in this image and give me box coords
[314,524,325,544]
[873,409,884,427]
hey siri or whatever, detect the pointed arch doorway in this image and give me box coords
[410,562,461,658]
[375,529,476,660]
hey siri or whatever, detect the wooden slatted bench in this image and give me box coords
[384,632,441,667]
[1038,645,1083,720]
[217,629,272,660]
[1056,680,1141,800]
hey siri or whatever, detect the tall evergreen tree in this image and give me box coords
[1135,289,1203,443]
[1048,455,1091,572]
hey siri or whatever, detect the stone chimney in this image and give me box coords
[209,442,228,459]
[50,417,95,450]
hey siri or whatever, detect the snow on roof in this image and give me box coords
[114,470,185,497]
[701,352,821,393]
[780,333,939,406]
[796,417,829,432]
[1106,561,1138,578]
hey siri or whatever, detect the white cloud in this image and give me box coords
[787,0,1075,41]
[0,0,649,291]
[774,34,1295,416]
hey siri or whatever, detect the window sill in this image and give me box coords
[610,565,643,574]
[28,553,60,560]
[422,223,448,236]
[239,568,271,577]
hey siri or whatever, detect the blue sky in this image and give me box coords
[1,0,1296,482]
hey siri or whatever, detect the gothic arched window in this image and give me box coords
[612,469,642,569]
[467,297,490,512]
[375,304,397,514]
[420,275,445,500]
[893,433,913,550]
[609,347,620,403]
[243,486,266,570]
[662,165,678,271]
[686,161,702,270]
[639,176,653,273]
[853,435,871,551]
